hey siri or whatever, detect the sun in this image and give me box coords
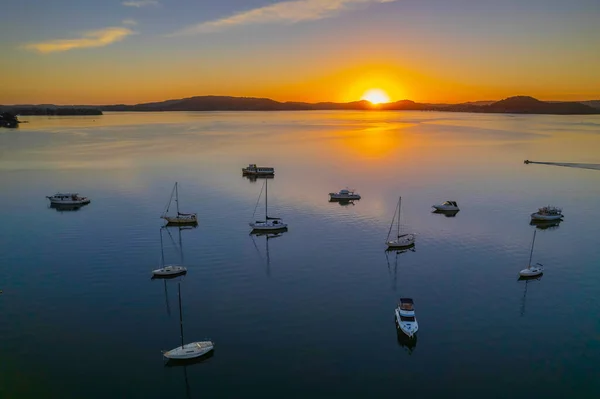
[361,89,390,104]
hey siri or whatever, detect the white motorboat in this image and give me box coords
[242,164,275,176]
[152,227,187,278]
[530,206,563,221]
[386,196,415,249]
[164,283,214,360]
[250,178,287,231]
[432,200,459,212]
[329,189,361,201]
[395,298,418,338]
[519,230,544,278]
[161,182,198,225]
[46,193,90,205]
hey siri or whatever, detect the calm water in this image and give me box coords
[1,111,600,398]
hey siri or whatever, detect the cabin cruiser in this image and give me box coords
[432,201,459,212]
[46,193,90,205]
[531,206,563,221]
[329,189,361,201]
[395,298,418,338]
[242,164,275,176]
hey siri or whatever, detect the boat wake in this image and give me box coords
[524,160,600,171]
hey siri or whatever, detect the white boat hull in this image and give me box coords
[164,341,214,360]
[329,194,361,200]
[395,309,418,338]
[152,265,187,277]
[387,234,415,249]
[162,214,198,224]
[432,205,459,211]
[47,197,90,205]
[250,220,288,231]
[519,266,543,278]
[530,213,562,221]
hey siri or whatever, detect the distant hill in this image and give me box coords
[443,96,599,115]
[4,96,599,115]
[0,105,102,116]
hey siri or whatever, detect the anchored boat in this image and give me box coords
[386,196,415,249]
[329,188,361,201]
[531,206,563,221]
[152,227,187,278]
[519,230,544,278]
[161,182,198,225]
[249,178,287,232]
[395,298,419,338]
[242,164,274,176]
[46,193,90,205]
[432,200,459,212]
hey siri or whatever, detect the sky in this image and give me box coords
[1,0,600,105]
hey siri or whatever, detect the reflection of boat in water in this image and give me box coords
[163,283,214,360]
[531,206,563,221]
[244,174,274,183]
[250,230,286,276]
[152,227,187,278]
[249,178,288,232]
[432,209,459,217]
[48,203,85,212]
[386,196,415,249]
[385,247,415,291]
[161,182,198,225]
[329,188,361,201]
[396,325,418,354]
[529,219,561,230]
[518,275,542,316]
[329,199,356,206]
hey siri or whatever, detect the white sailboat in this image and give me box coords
[519,230,544,278]
[163,283,214,360]
[152,227,187,278]
[249,178,287,231]
[161,182,198,225]
[386,196,415,249]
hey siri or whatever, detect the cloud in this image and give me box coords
[24,27,135,54]
[122,19,138,26]
[168,0,396,36]
[122,0,158,7]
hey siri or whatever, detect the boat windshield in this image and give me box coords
[399,303,414,311]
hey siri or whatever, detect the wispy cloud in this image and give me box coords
[122,19,138,26]
[122,0,158,7]
[24,27,135,54]
[168,0,396,36]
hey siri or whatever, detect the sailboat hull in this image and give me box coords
[162,214,198,225]
[249,221,288,231]
[386,234,416,249]
[152,265,187,278]
[163,341,214,360]
[519,267,543,278]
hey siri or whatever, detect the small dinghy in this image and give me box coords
[386,196,415,249]
[329,189,361,201]
[519,230,544,278]
[530,206,563,221]
[163,283,214,360]
[395,298,418,338]
[249,178,288,232]
[432,200,459,212]
[46,193,90,205]
[161,182,198,225]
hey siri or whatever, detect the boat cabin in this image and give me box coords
[443,201,458,207]
[399,298,414,311]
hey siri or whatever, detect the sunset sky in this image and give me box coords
[2,0,600,105]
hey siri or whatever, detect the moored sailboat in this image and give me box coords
[519,230,544,278]
[386,196,415,249]
[152,227,187,278]
[161,182,197,225]
[249,178,287,231]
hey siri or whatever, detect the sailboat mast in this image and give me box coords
[175,182,180,215]
[397,197,401,238]
[528,230,537,269]
[178,283,184,348]
[265,178,268,219]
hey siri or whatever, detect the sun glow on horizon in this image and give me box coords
[361,89,390,104]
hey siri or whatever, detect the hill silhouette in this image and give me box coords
[4,96,599,115]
